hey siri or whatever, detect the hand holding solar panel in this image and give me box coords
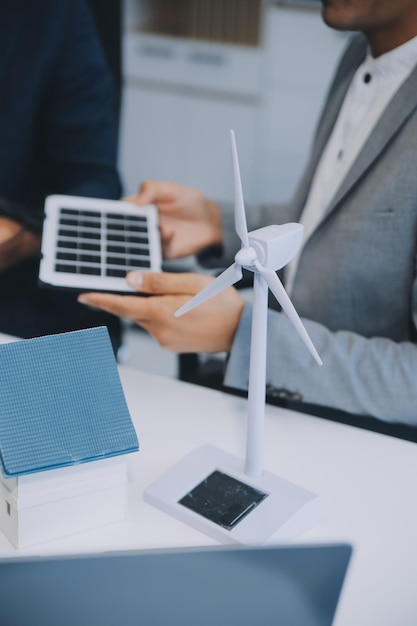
[39,195,162,293]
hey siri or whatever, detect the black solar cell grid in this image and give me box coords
[53,208,153,277]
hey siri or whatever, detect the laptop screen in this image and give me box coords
[0,543,351,626]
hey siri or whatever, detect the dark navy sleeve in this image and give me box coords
[39,0,122,201]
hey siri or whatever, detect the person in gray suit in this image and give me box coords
[79,0,417,426]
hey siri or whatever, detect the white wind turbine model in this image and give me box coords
[144,131,322,545]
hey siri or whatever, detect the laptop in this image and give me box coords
[0,543,352,626]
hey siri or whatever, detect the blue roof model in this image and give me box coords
[0,327,139,477]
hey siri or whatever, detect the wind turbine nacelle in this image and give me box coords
[248,223,304,270]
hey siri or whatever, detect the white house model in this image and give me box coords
[0,327,139,548]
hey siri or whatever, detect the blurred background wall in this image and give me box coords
[118,0,350,205]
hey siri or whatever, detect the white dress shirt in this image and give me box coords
[285,34,417,294]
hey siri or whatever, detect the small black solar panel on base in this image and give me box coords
[39,195,162,292]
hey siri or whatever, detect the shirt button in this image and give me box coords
[363,72,372,84]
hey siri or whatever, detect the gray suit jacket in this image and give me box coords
[224,34,417,424]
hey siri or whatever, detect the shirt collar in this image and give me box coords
[362,34,417,80]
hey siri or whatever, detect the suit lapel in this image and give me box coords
[310,73,354,169]
[293,41,365,214]
[325,62,417,217]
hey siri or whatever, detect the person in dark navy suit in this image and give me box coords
[0,0,122,349]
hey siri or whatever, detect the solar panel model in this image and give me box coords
[39,195,162,293]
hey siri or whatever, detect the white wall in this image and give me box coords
[119,2,350,204]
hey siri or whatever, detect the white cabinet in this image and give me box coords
[121,81,259,200]
[119,1,349,204]
[120,30,263,200]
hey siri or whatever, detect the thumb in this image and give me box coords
[127,181,185,209]
[124,189,155,207]
[124,180,163,206]
[126,271,212,296]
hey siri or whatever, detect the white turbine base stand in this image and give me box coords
[144,444,319,545]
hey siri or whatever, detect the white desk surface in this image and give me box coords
[0,334,416,625]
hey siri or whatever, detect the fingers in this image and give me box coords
[125,270,213,295]
[77,271,213,320]
[124,181,177,208]
[77,292,150,320]
[0,217,23,243]
[0,221,41,272]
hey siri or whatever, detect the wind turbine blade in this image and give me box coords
[175,263,243,318]
[230,129,249,248]
[256,264,322,365]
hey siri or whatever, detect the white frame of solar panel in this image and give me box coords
[39,195,162,292]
